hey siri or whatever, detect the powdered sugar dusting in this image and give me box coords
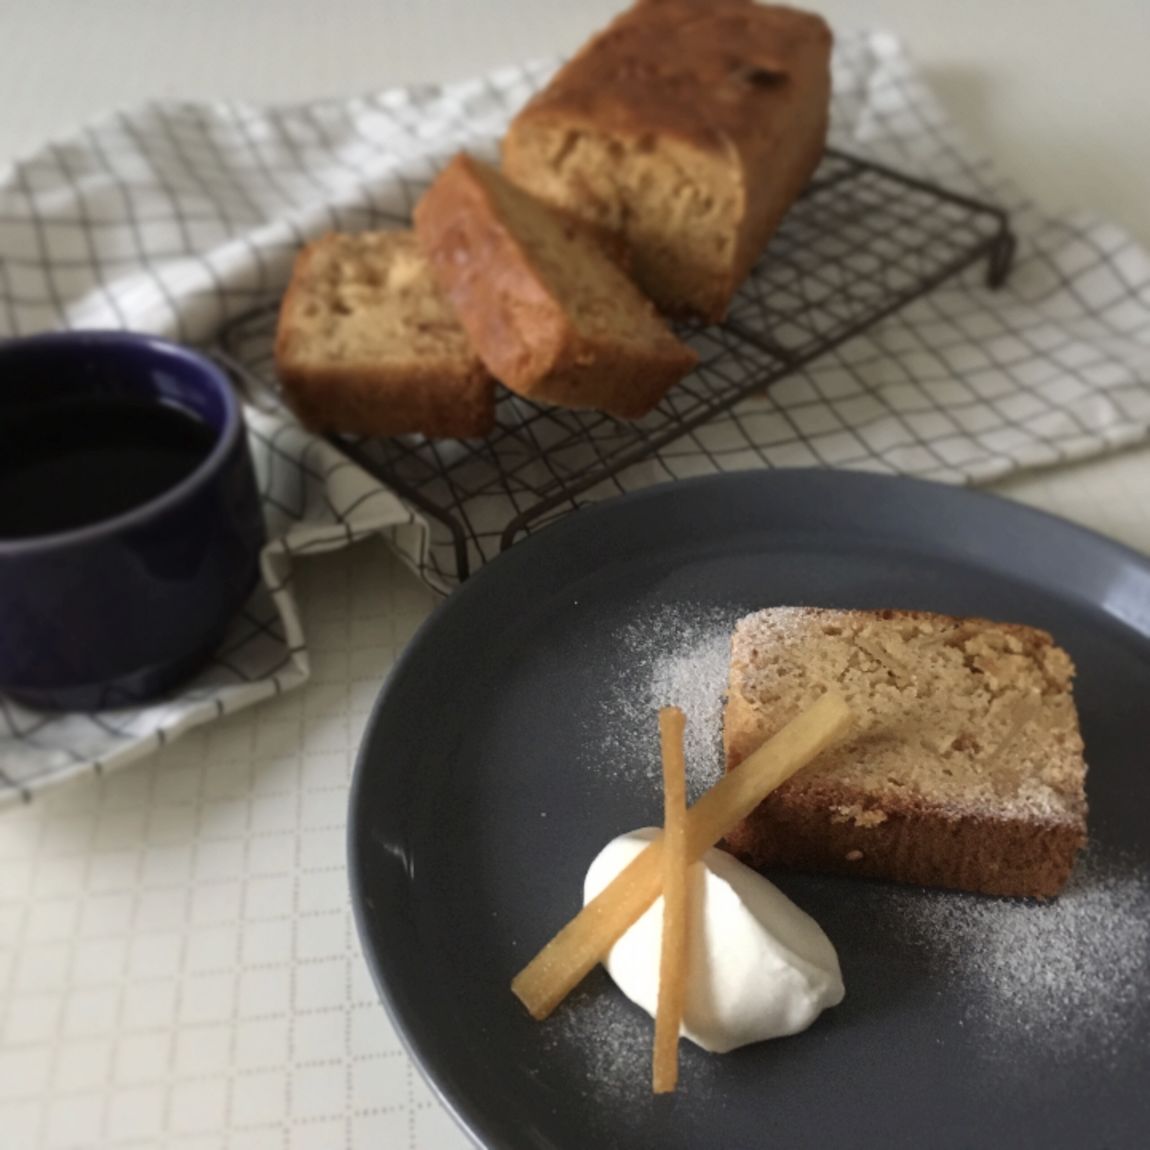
[580,602,1150,1077]
[596,603,738,799]
[542,985,720,1114]
[895,846,1150,1065]
[540,851,1150,1098]
[542,990,654,1106]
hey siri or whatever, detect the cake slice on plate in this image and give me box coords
[722,607,1088,898]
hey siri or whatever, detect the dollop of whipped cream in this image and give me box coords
[583,828,845,1053]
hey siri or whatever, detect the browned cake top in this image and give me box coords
[514,0,832,154]
[726,607,1088,829]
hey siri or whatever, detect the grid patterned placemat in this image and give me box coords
[2,29,1150,801]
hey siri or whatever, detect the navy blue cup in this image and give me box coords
[0,332,265,710]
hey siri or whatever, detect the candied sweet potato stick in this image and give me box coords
[511,691,853,1020]
[653,707,689,1094]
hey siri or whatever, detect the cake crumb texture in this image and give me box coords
[274,230,494,439]
[723,607,1088,897]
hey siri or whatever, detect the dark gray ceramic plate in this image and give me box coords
[349,471,1150,1150]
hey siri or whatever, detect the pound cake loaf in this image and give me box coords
[274,231,495,439]
[414,154,697,419]
[723,608,1088,898]
[502,0,832,321]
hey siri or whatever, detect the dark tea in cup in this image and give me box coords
[0,397,217,538]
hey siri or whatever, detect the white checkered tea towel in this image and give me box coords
[1,30,1149,802]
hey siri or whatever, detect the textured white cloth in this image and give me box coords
[2,32,1149,802]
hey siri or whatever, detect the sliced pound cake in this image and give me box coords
[501,0,832,321]
[722,608,1088,898]
[413,153,697,419]
[274,231,495,439]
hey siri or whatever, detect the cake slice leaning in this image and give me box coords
[413,153,697,419]
[722,608,1088,899]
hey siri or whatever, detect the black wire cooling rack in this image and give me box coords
[216,147,1015,585]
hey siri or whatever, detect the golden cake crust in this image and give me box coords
[509,0,831,154]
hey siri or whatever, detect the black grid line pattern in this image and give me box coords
[0,62,538,344]
[2,31,1150,803]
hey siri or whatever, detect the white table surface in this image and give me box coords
[2,3,1150,1147]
